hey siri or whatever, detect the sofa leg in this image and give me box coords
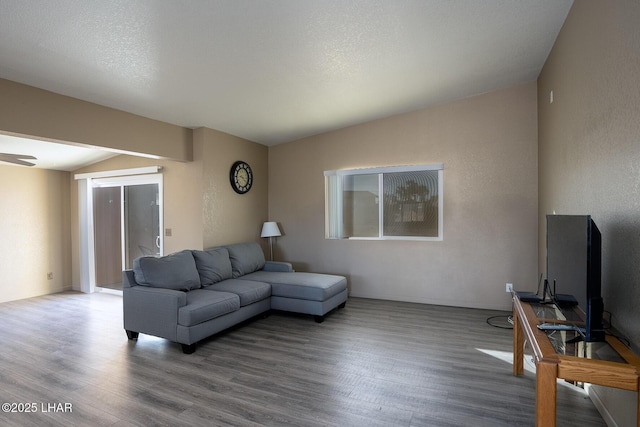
[126,330,139,340]
[339,302,346,309]
[314,315,325,323]
[181,343,197,354]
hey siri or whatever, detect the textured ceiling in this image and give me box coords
[0,0,573,162]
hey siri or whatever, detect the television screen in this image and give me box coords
[546,214,604,342]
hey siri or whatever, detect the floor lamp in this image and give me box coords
[260,221,281,261]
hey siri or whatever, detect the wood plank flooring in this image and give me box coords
[0,292,606,426]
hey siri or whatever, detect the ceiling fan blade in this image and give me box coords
[0,153,37,167]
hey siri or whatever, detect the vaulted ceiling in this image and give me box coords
[0,0,573,170]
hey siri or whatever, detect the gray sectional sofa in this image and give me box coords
[123,242,348,353]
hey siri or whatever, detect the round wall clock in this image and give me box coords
[230,161,253,194]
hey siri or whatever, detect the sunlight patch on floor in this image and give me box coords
[476,348,535,374]
[476,347,589,393]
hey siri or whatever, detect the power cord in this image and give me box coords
[486,315,513,329]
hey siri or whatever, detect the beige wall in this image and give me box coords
[269,83,538,311]
[0,165,71,303]
[538,1,640,424]
[0,78,192,161]
[197,128,269,248]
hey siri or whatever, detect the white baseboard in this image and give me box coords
[585,383,640,427]
[587,384,618,427]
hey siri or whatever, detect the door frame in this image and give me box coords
[75,166,163,294]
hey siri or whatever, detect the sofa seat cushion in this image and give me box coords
[178,289,240,327]
[134,250,201,291]
[192,248,233,285]
[204,279,271,307]
[243,271,347,302]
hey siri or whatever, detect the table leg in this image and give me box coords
[513,306,524,376]
[536,358,558,427]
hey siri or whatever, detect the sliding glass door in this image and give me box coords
[123,184,161,265]
[93,186,123,290]
[92,174,163,291]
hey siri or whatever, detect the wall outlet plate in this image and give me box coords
[506,283,513,293]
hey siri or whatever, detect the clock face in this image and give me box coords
[230,161,253,194]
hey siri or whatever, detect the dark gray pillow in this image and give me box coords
[192,248,233,286]
[133,250,201,291]
[225,242,266,278]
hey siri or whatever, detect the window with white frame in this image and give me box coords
[324,164,443,240]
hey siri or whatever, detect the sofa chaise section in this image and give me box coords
[243,270,347,322]
[224,242,348,322]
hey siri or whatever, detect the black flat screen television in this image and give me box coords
[546,214,605,342]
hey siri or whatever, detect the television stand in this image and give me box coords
[512,294,640,427]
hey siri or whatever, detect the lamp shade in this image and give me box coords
[260,221,281,238]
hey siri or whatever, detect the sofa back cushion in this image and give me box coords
[133,250,201,291]
[225,242,265,278]
[192,248,233,286]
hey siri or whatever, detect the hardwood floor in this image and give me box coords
[0,292,606,426]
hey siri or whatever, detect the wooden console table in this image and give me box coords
[512,294,640,426]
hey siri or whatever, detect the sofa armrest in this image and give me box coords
[123,285,187,342]
[263,261,294,272]
[123,269,137,288]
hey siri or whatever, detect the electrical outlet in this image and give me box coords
[506,282,513,293]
